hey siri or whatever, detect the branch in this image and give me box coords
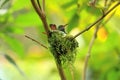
[31,1,67,79]
[104,0,108,7]
[42,0,45,13]
[72,2,120,39]
[56,63,66,80]
[31,0,50,36]
[82,2,118,79]
[37,0,42,10]
[88,0,97,6]
[25,35,48,49]
[82,23,100,80]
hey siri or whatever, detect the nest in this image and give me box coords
[48,31,78,67]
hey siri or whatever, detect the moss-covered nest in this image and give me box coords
[48,31,78,67]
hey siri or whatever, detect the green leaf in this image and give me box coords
[0,0,9,8]
[11,0,30,10]
[14,11,40,27]
[4,54,27,79]
[107,69,120,80]
[85,5,101,16]
[61,0,77,9]
[4,54,17,65]
[0,33,24,57]
[1,25,24,34]
[67,13,80,32]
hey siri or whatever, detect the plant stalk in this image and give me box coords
[72,2,120,39]
[56,63,66,80]
[31,0,50,36]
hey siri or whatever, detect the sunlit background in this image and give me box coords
[0,0,120,80]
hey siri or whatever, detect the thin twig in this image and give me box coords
[105,0,108,7]
[102,10,116,26]
[37,0,42,10]
[31,0,50,36]
[82,2,118,80]
[31,0,43,18]
[89,0,97,6]
[25,35,48,49]
[42,0,45,13]
[72,2,120,39]
[82,22,100,80]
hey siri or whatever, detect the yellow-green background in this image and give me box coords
[0,0,120,80]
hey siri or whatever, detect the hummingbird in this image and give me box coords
[49,23,68,34]
[49,24,57,30]
[58,24,68,33]
[49,24,68,37]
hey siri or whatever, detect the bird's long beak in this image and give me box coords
[63,24,68,27]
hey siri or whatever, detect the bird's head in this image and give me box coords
[58,24,68,33]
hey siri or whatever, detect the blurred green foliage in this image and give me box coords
[0,0,120,80]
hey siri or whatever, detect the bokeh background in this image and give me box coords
[0,0,120,80]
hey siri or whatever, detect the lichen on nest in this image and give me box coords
[48,30,79,67]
